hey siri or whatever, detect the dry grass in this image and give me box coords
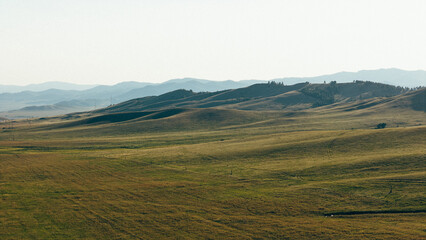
[0,107,425,239]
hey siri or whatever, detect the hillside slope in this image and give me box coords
[314,88,426,113]
[9,84,422,138]
[98,81,412,113]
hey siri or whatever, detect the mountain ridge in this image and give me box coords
[0,79,264,114]
[273,68,426,87]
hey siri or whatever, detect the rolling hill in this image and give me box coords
[15,81,422,139]
[98,81,412,113]
[314,87,426,113]
[0,79,425,239]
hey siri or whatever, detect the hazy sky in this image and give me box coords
[1,0,426,85]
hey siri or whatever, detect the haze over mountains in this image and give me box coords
[272,68,426,87]
[0,68,425,119]
[0,79,262,117]
[0,81,98,93]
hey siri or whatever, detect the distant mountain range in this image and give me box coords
[273,68,426,87]
[1,68,425,118]
[0,81,98,93]
[0,78,263,118]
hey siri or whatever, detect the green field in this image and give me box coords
[0,102,425,239]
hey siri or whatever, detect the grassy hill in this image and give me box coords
[6,86,423,138]
[98,81,411,113]
[0,84,424,239]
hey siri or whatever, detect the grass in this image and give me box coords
[0,106,425,239]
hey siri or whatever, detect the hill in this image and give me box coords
[314,88,426,113]
[13,82,421,139]
[119,79,262,100]
[99,81,412,113]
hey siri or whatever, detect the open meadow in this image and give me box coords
[0,100,425,239]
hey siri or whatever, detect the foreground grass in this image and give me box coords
[0,114,425,239]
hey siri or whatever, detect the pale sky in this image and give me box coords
[1,0,426,85]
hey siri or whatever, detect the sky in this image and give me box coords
[1,0,426,85]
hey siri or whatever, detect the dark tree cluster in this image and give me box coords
[301,83,337,107]
[267,81,285,86]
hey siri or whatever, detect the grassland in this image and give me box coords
[0,104,425,239]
